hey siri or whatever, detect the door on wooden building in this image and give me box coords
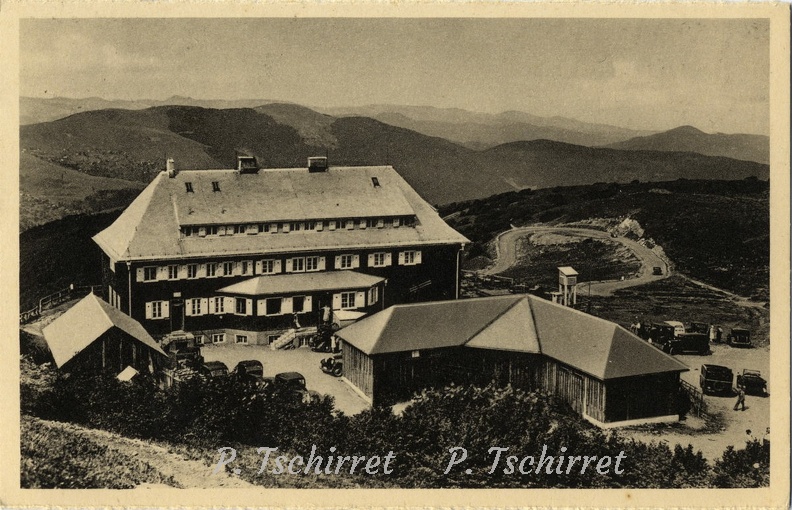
[556,367,585,415]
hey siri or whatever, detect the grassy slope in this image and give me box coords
[19,211,120,310]
[20,152,144,231]
[21,415,179,489]
[441,179,769,300]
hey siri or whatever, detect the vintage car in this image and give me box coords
[664,321,686,337]
[664,333,710,355]
[736,369,767,396]
[648,323,676,346]
[727,328,752,348]
[687,322,710,335]
[200,361,229,379]
[320,354,344,377]
[699,364,733,395]
[233,360,265,387]
[265,372,321,403]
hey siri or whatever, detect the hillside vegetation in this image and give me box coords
[21,105,769,206]
[440,178,769,300]
[21,358,769,488]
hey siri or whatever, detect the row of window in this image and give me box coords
[145,288,379,320]
[136,251,421,282]
[181,216,416,238]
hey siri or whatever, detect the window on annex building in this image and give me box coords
[211,333,225,344]
[206,263,217,277]
[236,335,248,344]
[214,297,225,314]
[339,254,354,269]
[368,287,379,305]
[143,267,157,281]
[151,301,163,319]
[266,298,282,316]
[168,265,179,280]
[187,264,198,279]
[340,292,356,309]
[223,261,234,276]
[241,261,250,275]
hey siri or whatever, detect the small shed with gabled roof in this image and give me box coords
[336,294,689,427]
[42,293,168,375]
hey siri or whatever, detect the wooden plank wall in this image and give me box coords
[343,343,374,400]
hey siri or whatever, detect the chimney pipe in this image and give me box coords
[166,158,177,178]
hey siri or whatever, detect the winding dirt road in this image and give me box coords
[482,226,670,297]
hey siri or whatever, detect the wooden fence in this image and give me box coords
[680,379,710,418]
[20,284,103,324]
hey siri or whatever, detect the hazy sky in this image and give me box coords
[21,18,769,134]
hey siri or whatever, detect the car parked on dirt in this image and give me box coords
[648,323,676,346]
[664,320,686,337]
[664,333,711,355]
[736,369,767,396]
[200,361,229,379]
[727,328,752,347]
[267,372,321,403]
[686,322,709,335]
[233,360,265,387]
[700,364,733,395]
[320,354,343,377]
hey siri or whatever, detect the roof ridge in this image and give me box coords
[523,295,544,354]
[461,296,528,347]
[389,294,520,311]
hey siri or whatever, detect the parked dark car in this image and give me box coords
[233,360,265,387]
[200,361,229,379]
[736,369,767,396]
[687,322,709,335]
[648,323,676,346]
[268,372,321,403]
[664,333,710,355]
[700,364,733,395]
[320,354,343,377]
[727,328,751,347]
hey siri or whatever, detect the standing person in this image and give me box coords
[709,324,717,344]
[734,387,746,411]
[716,326,723,343]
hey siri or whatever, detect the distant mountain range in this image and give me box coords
[604,125,769,164]
[20,103,769,224]
[318,104,656,149]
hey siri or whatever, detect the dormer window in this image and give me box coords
[212,181,221,192]
[185,182,193,193]
[372,177,380,188]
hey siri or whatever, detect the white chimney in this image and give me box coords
[166,158,177,178]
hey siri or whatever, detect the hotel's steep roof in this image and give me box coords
[93,165,468,261]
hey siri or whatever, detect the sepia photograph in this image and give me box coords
[3,4,789,508]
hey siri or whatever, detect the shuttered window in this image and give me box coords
[145,300,170,320]
[398,250,422,266]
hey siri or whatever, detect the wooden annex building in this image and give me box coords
[41,293,168,376]
[336,295,690,427]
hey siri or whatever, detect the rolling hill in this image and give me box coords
[604,125,769,164]
[439,178,770,300]
[21,105,769,211]
[320,104,655,149]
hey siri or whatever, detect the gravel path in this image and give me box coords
[483,226,669,296]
